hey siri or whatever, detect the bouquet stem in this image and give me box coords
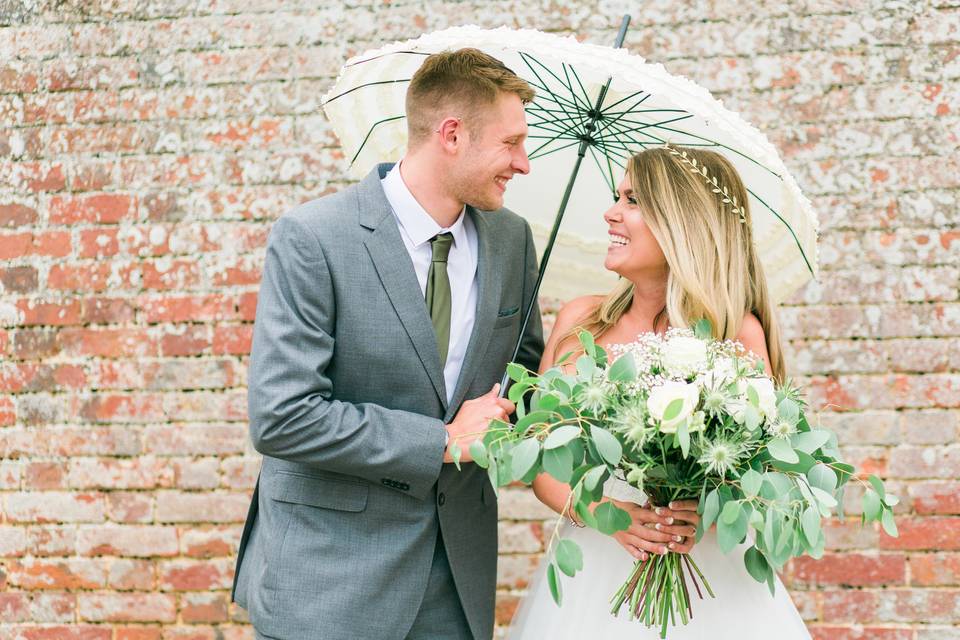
[610,552,714,639]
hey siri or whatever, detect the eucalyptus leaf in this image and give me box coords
[510,438,541,481]
[469,440,489,469]
[701,488,720,530]
[591,427,623,466]
[807,463,838,493]
[746,384,760,408]
[790,430,831,454]
[547,562,562,605]
[767,437,799,464]
[881,508,898,537]
[744,404,762,432]
[801,506,821,547]
[583,465,607,492]
[862,489,882,522]
[740,469,762,497]
[594,501,632,535]
[663,398,684,423]
[693,318,713,339]
[810,486,838,510]
[506,362,528,382]
[718,507,748,553]
[743,546,771,584]
[607,353,637,382]
[555,539,584,577]
[542,445,574,483]
[450,442,462,471]
[867,474,886,500]
[677,419,690,458]
[576,355,596,379]
[515,410,553,435]
[721,500,741,525]
[544,424,581,450]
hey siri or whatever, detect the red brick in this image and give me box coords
[0,231,71,260]
[910,481,960,514]
[0,265,38,292]
[160,325,211,357]
[0,593,30,622]
[77,393,165,424]
[68,456,173,489]
[78,227,120,258]
[910,553,960,586]
[27,526,77,556]
[29,591,75,622]
[140,258,201,290]
[5,558,107,590]
[880,517,960,550]
[237,291,258,320]
[77,525,178,557]
[178,525,240,558]
[107,492,155,524]
[0,363,86,392]
[114,628,162,640]
[158,558,234,591]
[0,526,29,556]
[23,461,67,489]
[47,261,134,292]
[0,625,111,639]
[15,299,82,326]
[77,593,176,623]
[808,627,912,640]
[821,589,878,623]
[791,553,906,587]
[4,492,106,523]
[59,328,159,358]
[140,294,238,323]
[179,592,228,623]
[212,324,252,355]
[81,296,136,324]
[10,329,61,360]
[108,559,156,591]
[155,491,249,523]
[48,193,137,224]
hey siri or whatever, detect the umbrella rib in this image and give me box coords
[323,78,412,105]
[528,138,590,161]
[525,106,585,137]
[522,52,593,112]
[563,63,595,112]
[344,49,429,68]
[600,89,652,113]
[349,114,406,167]
[518,52,589,120]
[746,188,816,276]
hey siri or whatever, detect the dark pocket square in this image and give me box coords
[497,306,519,317]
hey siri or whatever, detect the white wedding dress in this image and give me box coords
[508,478,811,639]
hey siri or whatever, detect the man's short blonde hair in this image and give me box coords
[405,48,535,146]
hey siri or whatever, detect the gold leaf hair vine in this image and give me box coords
[662,142,747,224]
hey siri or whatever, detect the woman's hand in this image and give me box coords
[607,499,700,561]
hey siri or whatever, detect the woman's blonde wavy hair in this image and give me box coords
[559,146,786,383]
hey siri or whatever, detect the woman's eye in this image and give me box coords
[627,196,638,205]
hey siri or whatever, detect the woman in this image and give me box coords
[508,146,810,638]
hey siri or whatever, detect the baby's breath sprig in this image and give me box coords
[663,142,747,224]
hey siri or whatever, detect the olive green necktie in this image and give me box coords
[425,232,454,368]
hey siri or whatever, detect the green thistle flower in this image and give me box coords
[697,439,745,477]
[766,419,798,438]
[610,401,652,446]
[579,379,608,415]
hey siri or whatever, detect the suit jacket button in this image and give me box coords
[438,492,446,506]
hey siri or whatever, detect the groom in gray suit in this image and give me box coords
[232,49,544,639]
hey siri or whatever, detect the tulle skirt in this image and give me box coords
[508,497,811,639]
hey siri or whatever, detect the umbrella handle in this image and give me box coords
[499,13,633,401]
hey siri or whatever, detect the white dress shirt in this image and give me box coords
[381,162,479,404]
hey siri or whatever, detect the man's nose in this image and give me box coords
[512,146,530,175]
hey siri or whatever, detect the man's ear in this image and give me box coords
[436,116,464,152]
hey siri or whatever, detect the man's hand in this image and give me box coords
[444,383,515,463]
[609,499,700,561]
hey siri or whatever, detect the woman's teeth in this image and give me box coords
[609,234,630,247]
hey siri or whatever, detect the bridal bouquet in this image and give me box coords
[455,322,899,638]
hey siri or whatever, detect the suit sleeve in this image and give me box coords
[515,219,545,373]
[247,215,446,501]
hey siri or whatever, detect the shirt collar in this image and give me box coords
[382,161,468,250]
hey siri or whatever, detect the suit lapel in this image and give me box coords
[447,208,502,418]
[359,165,448,408]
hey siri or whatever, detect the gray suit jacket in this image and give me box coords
[232,163,544,639]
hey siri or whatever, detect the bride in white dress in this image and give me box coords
[508,147,811,639]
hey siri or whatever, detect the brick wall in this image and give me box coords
[1,1,957,638]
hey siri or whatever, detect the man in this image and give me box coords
[231,48,544,639]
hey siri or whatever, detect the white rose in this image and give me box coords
[724,397,747,424]
[647,380,701,433]
[745,377,778,419]
[697,356,738,390]
[661,336,709,377]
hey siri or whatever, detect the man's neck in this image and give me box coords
[397,155,464,229]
